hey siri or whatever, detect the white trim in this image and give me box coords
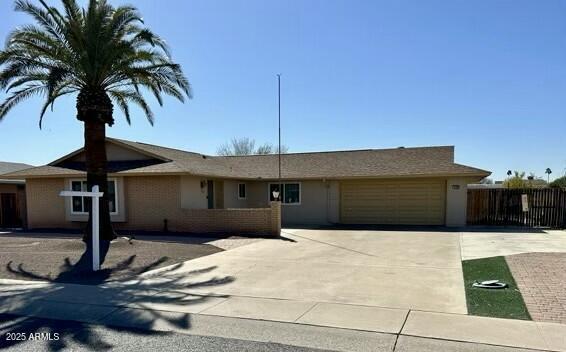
[237,183,247,200]
[68,178,119,215]
[267,182,302,205]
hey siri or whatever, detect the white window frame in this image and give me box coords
[237,183,247,200]
[69,178,119,215]
[267,182,301,205]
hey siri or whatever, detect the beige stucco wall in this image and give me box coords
[180,176,208,209]
[281,180,338,225]
[246,181,269,208]
[240,180,340,225]
[445,177,470,227]
[326,181,340,223]
[26,178,75,229]
[223,180,248,208]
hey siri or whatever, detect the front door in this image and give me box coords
[0,193,18,227]
[207,180,214,209]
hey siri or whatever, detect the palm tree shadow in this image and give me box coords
[7,240,114,285]
[2,241,235,351]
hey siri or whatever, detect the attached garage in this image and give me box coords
[340,179,446,225]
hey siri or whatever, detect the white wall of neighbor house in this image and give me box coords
[445,177,470,227]
[180,176,208,209]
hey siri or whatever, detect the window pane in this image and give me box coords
[284,184,300,204]
[238,184,246,198]
[107,181,116,213]
[83,197,91,212]
[72,181,82,191]
[82,181,88,191]
[269,184,281,201]
[72,197,83,212]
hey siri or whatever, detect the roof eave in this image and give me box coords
[48,138,172,167]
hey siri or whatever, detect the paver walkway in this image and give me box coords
[506,252,566,324]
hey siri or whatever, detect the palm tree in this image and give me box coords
[0,0,191,241]
[545,168,552,183]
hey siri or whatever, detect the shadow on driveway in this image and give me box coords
[1,241,235,351]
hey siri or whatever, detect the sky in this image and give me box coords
[1,0,565,181]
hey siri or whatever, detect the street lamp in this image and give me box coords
[272,190,280,201]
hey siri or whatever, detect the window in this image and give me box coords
[268,182,301,205]
[71,180,118,214]
[238,183,246,199]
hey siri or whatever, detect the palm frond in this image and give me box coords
[1,0,191,127]
[0,85,46,119]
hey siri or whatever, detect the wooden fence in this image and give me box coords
[467,188,566,228]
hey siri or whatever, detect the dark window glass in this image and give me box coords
[238,184,246,199]
[284,183,300,204]
[70,180,117,213]
[107,180,116,213]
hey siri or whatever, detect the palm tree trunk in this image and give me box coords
[83,118,116,242]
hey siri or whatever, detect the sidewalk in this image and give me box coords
[1,278,565,352]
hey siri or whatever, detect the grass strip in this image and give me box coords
[462,256,530,320]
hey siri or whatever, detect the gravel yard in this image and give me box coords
[0,232,260,285]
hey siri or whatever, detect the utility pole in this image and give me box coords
[277,74,281,201]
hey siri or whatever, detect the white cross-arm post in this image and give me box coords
[60,185,104,271]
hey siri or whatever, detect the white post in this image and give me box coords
[91,185,100,271]
[60,185,104,271]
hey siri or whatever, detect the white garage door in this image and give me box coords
[340,179,446,225]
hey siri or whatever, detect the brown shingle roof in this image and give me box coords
[0,161,34,184]
[3,138,490,180]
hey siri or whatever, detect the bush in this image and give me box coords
[550,176,566,189]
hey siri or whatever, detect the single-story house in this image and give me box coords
[0,161,33,228]
[3,138,490,233]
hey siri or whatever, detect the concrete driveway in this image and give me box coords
[460,229,566,260]
[145,228,467,314]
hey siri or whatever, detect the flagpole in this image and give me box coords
[277,74,281,200]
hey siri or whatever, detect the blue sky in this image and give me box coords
[1,0,565,181]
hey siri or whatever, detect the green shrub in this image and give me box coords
[550,176,566,189]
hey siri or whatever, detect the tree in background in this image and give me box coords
[503,171,528,188]
[217,137,288,156]
[545,168,552,183]
[0,0,190,241]
[479,178,494,184]
[503,171,547,189]
[550,175,566,189]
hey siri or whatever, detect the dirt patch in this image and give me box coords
[0,235,222,285]
[506,252,566,324]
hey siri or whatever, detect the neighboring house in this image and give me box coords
[0,161,33,228]
[3,138,490,232]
